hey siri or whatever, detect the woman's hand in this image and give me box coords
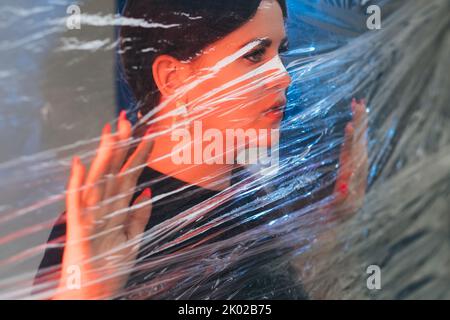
[54,113,154,300]
[293,99,369,298]
[331,98,369,219]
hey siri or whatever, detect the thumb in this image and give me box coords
[126,188,152,240]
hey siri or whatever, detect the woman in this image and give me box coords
[35,0,368,299]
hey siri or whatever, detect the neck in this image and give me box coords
[147,133,234,191]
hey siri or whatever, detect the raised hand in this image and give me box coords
[332,98,369,218]
[54,112,154,300]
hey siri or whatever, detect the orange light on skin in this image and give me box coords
[146,0,291,191]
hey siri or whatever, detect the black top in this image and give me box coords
[35,167,308,299]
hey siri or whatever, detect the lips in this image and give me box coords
[262,100,286,120]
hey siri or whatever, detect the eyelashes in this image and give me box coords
[278,42,289,54]
[244,47,266,63]
[243,43,289,63]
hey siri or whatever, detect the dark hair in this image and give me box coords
[120,0,287,117]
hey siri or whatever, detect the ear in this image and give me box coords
[152,55,191,98]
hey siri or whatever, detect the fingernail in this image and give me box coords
[339,183,348,196]
[145,126,155,136]
[119,110,127,122]
[102,123,111,135]
[142,188,152,198]
[346,123,354,133]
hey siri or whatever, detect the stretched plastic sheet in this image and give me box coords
[0,0,449,300]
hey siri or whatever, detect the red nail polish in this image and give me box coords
[119,110,127,121]
[145,126,155,136]
[142,188,152,198]
[103,123,111,134]
[339,183,348,195]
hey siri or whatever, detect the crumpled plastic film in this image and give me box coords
[0,0,449,300]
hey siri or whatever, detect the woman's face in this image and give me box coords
[181,0,291,149]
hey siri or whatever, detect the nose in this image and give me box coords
[263,55,292,91]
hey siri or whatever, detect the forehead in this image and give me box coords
[192,0,286,60]
[240,0,286,38]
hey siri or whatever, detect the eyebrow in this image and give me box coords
[241,36,288,50]
[241,38,272,48]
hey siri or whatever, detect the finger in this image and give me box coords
[351,98,363,123]
[66,157,86,228]
[119,127,154,184]
[335,123,354,198]
[101,112,133,206]
[352,143,369,192]
[126,188,152,241]
[352,100,368,145]
[108,111,133,176]
[102,128,154,230]
[350,100,369,175]
[339,123,354,170]
[82,124,115,207]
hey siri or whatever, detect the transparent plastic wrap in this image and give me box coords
[0,0,449,300]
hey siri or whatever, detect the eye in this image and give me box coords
[278,41,289,55]
[244,47,266,63]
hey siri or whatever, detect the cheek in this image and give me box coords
[188,67,273,128]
